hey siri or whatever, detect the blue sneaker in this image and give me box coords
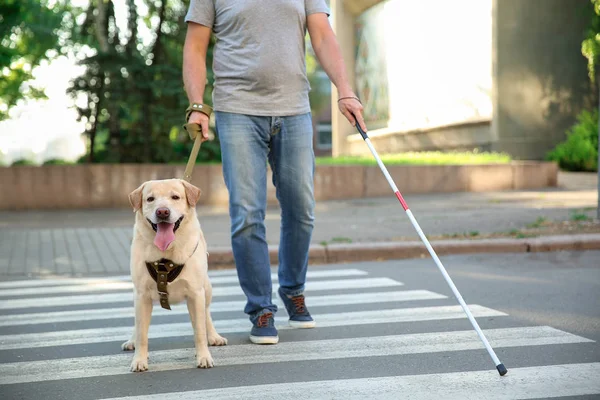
[278,288,316,328]
[249,312,279,344]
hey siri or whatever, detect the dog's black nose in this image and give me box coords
[155,208,170,219]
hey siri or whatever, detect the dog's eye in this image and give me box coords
[147,196,155,202]
[172,195,180,200]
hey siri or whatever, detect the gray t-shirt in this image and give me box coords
[185,0,330,116]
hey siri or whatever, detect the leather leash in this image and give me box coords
[181,103,212,182]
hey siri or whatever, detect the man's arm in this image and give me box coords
[183,22,212,139]
[307,13,367,132]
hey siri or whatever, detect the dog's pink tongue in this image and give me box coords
[154,222,175,251]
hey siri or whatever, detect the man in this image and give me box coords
[183,0,367,344]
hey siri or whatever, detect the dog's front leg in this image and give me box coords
[187,289,214,368]
[130,292,153,372]
[204,281,227,346]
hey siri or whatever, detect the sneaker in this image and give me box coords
[278,287,316,328]
[249,312,279,344]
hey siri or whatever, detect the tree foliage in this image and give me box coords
[67,0,220,163]
[582,0,600,82]
[547,109,598,172]
[2,0,220,163]
[0,0,67,120]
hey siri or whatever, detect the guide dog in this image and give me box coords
[121,178,227,372]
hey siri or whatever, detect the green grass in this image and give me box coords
[570,212,592,222]
[330,237,353,243]
[507,229,537,239]
[315,151,511,166]
[526,217,548,229]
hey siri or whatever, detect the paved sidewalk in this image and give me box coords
[0,172,598,276]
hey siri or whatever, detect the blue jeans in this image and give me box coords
[215,111,315,320]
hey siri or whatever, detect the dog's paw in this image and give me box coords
[208,334,228,346]
[121,340,135,351]
[196,352,214,369]
[130,356,148,372]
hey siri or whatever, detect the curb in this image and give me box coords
[207,233,600,269]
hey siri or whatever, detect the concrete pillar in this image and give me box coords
[330,0,356,157]
[330,0,384,157]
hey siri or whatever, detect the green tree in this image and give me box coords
[0,0,67,120]
[68,0,219,163]
[582,0,600,83]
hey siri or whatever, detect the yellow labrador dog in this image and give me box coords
[121,178,227,372]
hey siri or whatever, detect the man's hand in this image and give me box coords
[338,96,367,133]
[187,111,210,141]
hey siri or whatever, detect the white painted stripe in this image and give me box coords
[206,268,240,277]
[0,305,504,350]
[0,269,368,290]
[0,281,135,296]
[0,275,131,289]
[0,277,390,297]
[99,363,600,400]
[0,277,402,309]
[0,290,445,327]
[0,327,592,386]
[0,269,240,289]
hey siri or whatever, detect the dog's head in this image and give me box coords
[128,179,201,251]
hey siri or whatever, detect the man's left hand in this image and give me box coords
[338,96,367,133]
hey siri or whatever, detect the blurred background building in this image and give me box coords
[308,0,596,159]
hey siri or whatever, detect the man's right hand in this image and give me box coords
[188,111,210,141]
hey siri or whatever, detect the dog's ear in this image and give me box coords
[128,183,145,212]
[181,180,202,207]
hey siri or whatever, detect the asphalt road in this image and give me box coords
[0,250,599,399]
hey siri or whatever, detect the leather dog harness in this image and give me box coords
[145,240,200,310]
[145,259,185,310]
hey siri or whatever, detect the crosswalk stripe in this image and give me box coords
[0,281,135,296]
[0,305,505,350]
[0,266,241,287]
[0,326,591,385]
[0,277,401,299]
[0,277,402,309]
[0,290,446,327]
[0,269,368,290]
[99,362,600,400]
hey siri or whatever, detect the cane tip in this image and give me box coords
[496,363,508,376]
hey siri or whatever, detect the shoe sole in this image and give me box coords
[249,335,279,344]
[289,320,316,329]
